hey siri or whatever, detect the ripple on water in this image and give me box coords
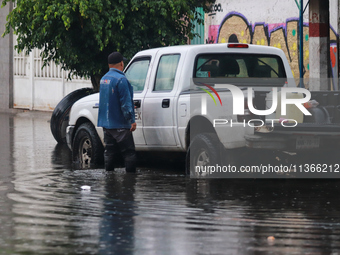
[4,145,340,255]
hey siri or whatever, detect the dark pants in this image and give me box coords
[103,128,136,173]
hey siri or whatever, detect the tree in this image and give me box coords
[2,0,213,91]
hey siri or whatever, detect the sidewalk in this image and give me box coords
[0,108,52,120]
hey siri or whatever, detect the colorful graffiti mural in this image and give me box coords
[207,11,338,88]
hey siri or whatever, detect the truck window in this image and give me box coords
[125,57,151,92]
[154,54,180,91]
[195,54,286,79]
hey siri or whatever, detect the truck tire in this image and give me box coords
[50,88,94,144]
[186,133,221,176]
[72,122,104,168]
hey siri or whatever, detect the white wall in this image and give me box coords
[13,47,91,111]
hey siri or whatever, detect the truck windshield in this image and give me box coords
[195,54,286,79]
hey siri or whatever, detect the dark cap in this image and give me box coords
[108,52,127,64]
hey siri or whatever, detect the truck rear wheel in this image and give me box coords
[72,122,104,168]
[186,133,221,176]
[50,88,94,144]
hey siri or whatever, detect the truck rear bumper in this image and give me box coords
[245,133,340,151]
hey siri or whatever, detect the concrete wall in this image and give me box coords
[13,47,91,111]
[205,0,339,89]
[13,74,91,111]
[0,1,13,110]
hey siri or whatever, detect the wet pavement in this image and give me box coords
[1,111,340,254]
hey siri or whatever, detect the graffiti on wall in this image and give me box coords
[207,11,338,87]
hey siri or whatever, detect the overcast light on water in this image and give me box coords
[1,111,340,254]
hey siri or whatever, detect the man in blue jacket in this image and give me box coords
[98,52,137,173]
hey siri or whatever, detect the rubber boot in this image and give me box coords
[118,135,137,173]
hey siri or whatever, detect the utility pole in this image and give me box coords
[338,0,340,89]
[309,0,330,91]
[0,1,14,109]
[299,0,304,88]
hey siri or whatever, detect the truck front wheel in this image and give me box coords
[186,133,221,176]
[72,122,104,168]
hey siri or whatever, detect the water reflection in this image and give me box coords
[99,173,136,255]
[1,112,340,254]
[51,143,72,169]
[0,113,15,253]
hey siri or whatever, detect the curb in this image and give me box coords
[0,108,52,119]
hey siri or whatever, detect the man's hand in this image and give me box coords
[130,122,137,132]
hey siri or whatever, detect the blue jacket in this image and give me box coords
[97,68,135,129]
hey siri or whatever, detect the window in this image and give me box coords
[125,57,151,92]
[195,54,286,79]
[154,54,180,91]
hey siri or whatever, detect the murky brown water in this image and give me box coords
[1,111,340,254]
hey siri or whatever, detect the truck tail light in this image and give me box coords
[228,43,249,48]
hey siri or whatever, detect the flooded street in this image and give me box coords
[1,111,340,254]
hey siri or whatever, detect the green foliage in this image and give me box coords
[2,0,213,86]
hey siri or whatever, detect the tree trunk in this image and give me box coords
[91,74,102,92]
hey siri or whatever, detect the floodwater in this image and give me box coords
[1,111,340,255]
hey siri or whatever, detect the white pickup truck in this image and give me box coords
[52,43,340,173]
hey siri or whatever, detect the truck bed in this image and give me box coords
[245,91,340,151]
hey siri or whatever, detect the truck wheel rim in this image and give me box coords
[196,150,210,166]
[79,137,92,168]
